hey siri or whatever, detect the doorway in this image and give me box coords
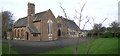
[26,32,29,40]
[58,29,61,37]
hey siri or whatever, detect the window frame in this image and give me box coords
[32,34,38,37]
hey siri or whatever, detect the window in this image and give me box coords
[47,19,53,34]
[14,29,16,37]
[67,32,69,34]
[62,32,65,35]
[18,30,19,38]
[21,29,23,37]
[74,32,75,35]
[33,34,38,37]
[58,23,61,27]
[70,32,72,35]
[48,23,51,34]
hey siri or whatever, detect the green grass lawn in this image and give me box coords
[80,38,118,54]
[42,38,118,54]
[2,43,18,54]
[1,38,119,54]
[0,43,2,54]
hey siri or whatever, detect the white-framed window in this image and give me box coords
[47,19,53,40]
[47,19,53,34]
[48,23,51,34]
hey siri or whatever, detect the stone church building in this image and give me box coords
[13,3,80,41]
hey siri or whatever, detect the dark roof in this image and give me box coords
[14,17,27,27]
[14,9,49,34]
[14,10,47,27]
[28,25,40,34]
[80,30,89,32]
[59,16,80,31]
[33,11,47,21]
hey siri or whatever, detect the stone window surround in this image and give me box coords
[47,19,53,40]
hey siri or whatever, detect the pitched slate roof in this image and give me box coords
[59,16,80,31]
[14,10,48,27]
[33,10,47,21]
[28,25,40,34]
[14,17,28,27]
[14,10,49,34]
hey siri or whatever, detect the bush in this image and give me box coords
[116,32,120,38]
[102,31,113,38]
[87,33,92,37]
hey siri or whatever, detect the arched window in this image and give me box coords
[18,29,19,38]
[47,19,53,34]
[14,29,16,37]
[21,29,23,37]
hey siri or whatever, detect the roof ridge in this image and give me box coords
[59,16,80,31]
[14,9,51,28]
[35,9,49,15]
[18,9,49,20]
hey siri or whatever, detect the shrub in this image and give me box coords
[116,32,120,38]
[87,33,92,37]
[102,31,113,38]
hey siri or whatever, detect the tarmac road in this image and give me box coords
[2,37,89,54]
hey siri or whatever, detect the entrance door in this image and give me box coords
[26,32,29,40]
[58,29,61,37]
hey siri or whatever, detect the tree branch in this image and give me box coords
[59,2,68,18]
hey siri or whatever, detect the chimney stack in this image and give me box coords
[27,2,35,26]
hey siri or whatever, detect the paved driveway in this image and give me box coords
[3,37,89,54]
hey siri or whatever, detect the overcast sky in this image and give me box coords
[0,0,119,30]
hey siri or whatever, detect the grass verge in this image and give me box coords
[41,38,118,54]
[2,43,18,54]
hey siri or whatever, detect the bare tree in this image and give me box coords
[73,1,87,54]
[1,11,14,39]
[59,2,68,18]
[59,1,87,54]
[86,18,108,54]
[93,23,102,37]
[110,21,120,37]
[58,1,108,54]
[100,27,106,32]
[1,11,14,54]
